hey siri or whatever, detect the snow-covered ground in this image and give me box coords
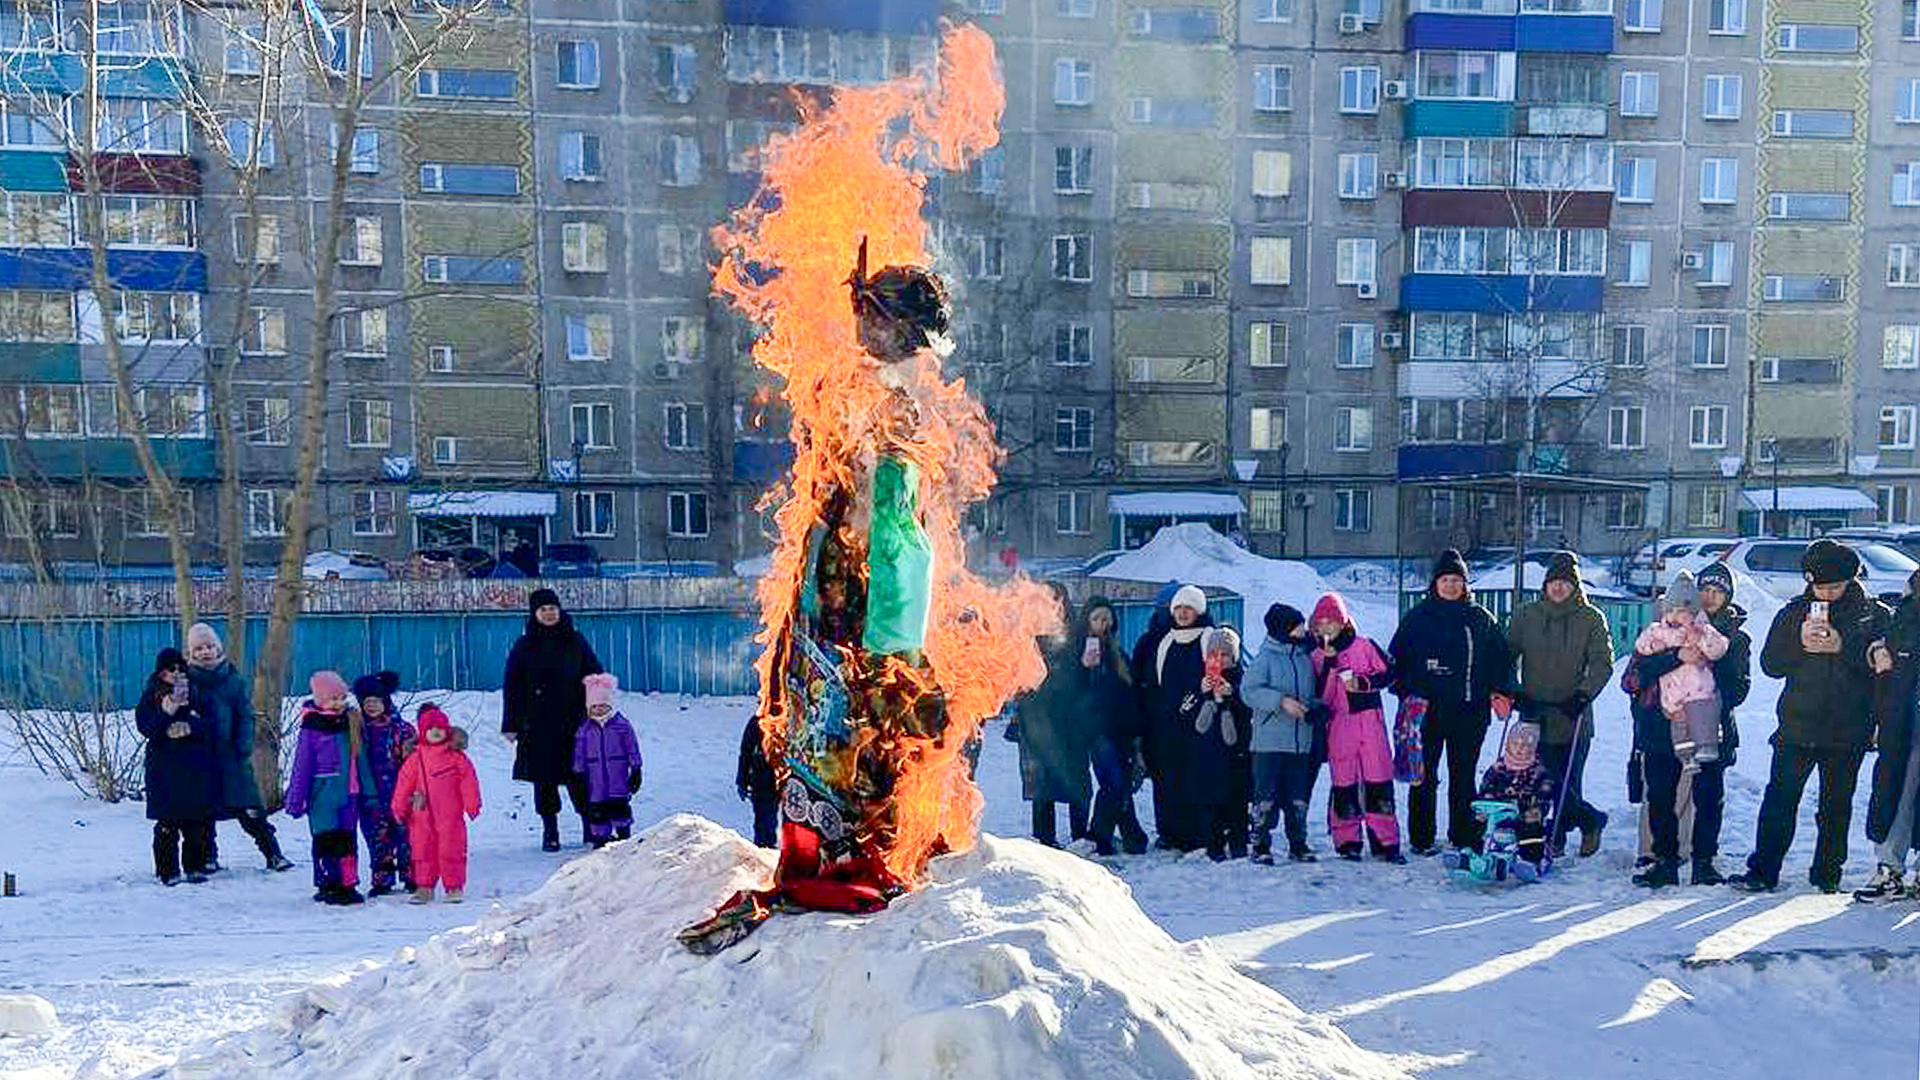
[1,588,1917,1079]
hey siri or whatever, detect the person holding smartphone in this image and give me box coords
[1733,539,1894,893]
[134,648,219,886]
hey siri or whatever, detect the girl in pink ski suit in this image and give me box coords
[392,705,481,902]
[1311,592,1405,862]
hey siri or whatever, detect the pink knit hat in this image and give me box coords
[584,673,619,709]
[309,670,349,702]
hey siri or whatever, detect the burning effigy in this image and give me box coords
[678,24,1058,955]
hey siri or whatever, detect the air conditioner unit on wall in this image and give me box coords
[1682,251,1704,270]
[1356,281,1378,299]
[1292,491,1315,508]
[1338,12,1366,32]
[1383,80,1408,100]
[1380,330,1404,349]
[1384,171,1406,189]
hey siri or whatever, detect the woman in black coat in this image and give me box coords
[1861,573,1920,900]
[503,588,604,851]
[136,648,220,885]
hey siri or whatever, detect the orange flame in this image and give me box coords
[714,23,1056,881]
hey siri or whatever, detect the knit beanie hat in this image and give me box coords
[1660,570,1701,615]
[185,622,224,665]
[1802,538,1861,586]
[584,672,619,709]
[1170,584,1208,615]
[1695,562,1735,598]
[353,671,401,712]
[416,704,452,740]
[309,670,349,703]
[529,587,562,613]
[1432,548,1470,589]
[1501,722,1541,769]
[1204,626,1242,662]
[155,647,186,673]
[1264,603,1305,642]
[1544,551,1581,587]
[1311,592,1352,628]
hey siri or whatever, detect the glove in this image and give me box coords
[1626,751,1644,805]
[627,768,643,795]
[737,785,751,802]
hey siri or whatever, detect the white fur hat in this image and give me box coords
[1170,584,1207,614]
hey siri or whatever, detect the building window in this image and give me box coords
[220,117,272,165]
[1887,325,1920,369]
[1689,405,1728,449]
[667,491,709,538]
[1253,0,1291,18]
[557,39,600,89]
[965,234,1004,279]
[1250,322,1288,367]
[1415,137,1508,189]
[574,491,615,538]
[98,99,187,154]
[1054,407,1093,452]
[1763,274,1846,302]
[1053,58,1093,106]
[561,132,604,181]
[567,312,613,361]
[346,397,392,449]
[1699,240,1735,286]
[561,221,608,273]
[0,289,71,341]
[661,315,702,363]
[429,345,456,373]
[243,397,290,446]
[1699,158,1738,204]
[1338,153,1378,199]
[1058,0,1096,15]
[242,306,286,355]
[1405,398,1464,443]
[1880,485,1914,525]
[1250,236,1292,285]
[1771,109,1854,138]
[1618,239,1651,286]
[350,490,396,537]
[1604,491,1646,530]
[1608,405,1647,449]
[1056,490,1092,535]
[1335,406,1372,451]
[1251,150,1292,198]
[1692,324,1729,368]
[1415,51,1508,101]
[1334,488,1371,532]
[433,437,459,465]
[330,124,379,173]
[114,292,199,343]
[100,195,188,248]
[1767,191,1851,221]
[339,216,383,265]
[1054,323,1093,366]
[570,402,614,450]
[664,402,706,451]
[1621,71,1658,116]
[416,67,516,99]
[1340,66,1381,114]
[1337,323,1375,369]
[1250,406,1286,450]
[964,147,1004,194]
[1054,145,1093,194]
[1899,79,1920,124]
[659,134,701,186]
[418,162,520,196]
[1051,234,1092,281]
[1709,0,1745,33]
[21,385,81,438]
[657,225,693,275]
[246,489,286,537]
[233,213,280,264]
[1892,244,1920,287]
[1776,24,1859,52]
[1617,157,1656,203]
[1254,65,1292,112]
[1882,405,1918,450]
[1613,323,1648,368]
[1687,485,1727,529]
[1335,238,1377,286]
[131,488,194,538]
[337,308,387,356]
[1248,491,1284,533]
[1701,74,1742,119]
[654,42,696,102]
[1894,163,1920,207]
[1907,0,1920,39]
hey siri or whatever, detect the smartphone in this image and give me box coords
[1809,601,1830,622]
[1204,655,1227,681]
[1082,637,1101,666]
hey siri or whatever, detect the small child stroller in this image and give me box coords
[1444,800,1552,884]
[1443,714,1565,885]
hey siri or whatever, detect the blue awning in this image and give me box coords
[1108,492,1246,518]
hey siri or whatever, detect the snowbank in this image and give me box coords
[156,816,1418,1080]
[1091,524,1395,650]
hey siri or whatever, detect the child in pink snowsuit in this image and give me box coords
[1312,592,1405,863]
[1633,570,1728,771]
[392,705,481,903]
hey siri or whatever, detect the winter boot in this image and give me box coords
[1337,842,1365,862]
[261,833,294,873]
[184,869,209,885]
[1853,864,1905,902]
[1633,860,1680,888]
[409,888,433,905]
[615,825,632,842]
[444,889,464,903]
[1810,870,1842,895]
[368,882,394,898]
[540,814,561,853]
[328,886,365,905]
[1728,871,1777,893]
[1289,846,1319,863]
[159,874,181,887]
[1691,860,1726,886]
[1377,845,1409,866]
[1579,813,1607,858]
[1250,850,1276,866]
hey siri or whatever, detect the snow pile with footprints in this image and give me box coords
[151,815,1422,1080]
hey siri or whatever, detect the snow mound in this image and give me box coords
[154,816,1416,1080]
[0,993,59,1038]
[1091,524,1391,651]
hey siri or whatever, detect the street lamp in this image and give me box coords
[1761,437,1779,537]
[1278,441,1292,558]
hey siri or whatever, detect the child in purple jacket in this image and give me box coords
[286,671,377,905]
[574,674,643,848]
[354,671,415,896]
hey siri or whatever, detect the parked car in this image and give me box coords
[539,543,603,578]
[1825,526,1920,563]
[1620,537,1741,595]
[1717,538,1919,601]
[302,550,390,581]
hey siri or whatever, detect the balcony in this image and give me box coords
[1405,100,1515,138]
[1520,104,1607,136]
[1515,14,1613,51]
[0,437,217,480]
[1402,189,1612,227]
[1401,273,1602,312]
[0,249,207,292]
[1405,13,1518,50]
[723,0,939,34]
[1397,359,1601,398]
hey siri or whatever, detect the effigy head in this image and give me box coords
[848,237,954,363]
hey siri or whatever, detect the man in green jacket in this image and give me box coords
[1505,551,1615,857]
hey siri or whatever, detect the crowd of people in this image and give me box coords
[135,588,645,904]
[1005,541,1920,901]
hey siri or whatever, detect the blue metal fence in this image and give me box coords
[0,596,1243,710]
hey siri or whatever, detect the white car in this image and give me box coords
[1717,539,1917,601]
[302,550,390,581]
[1620,537,1740,595]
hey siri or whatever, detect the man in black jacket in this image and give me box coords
[1391,549,1512,854]
[1732,540,1894,893]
